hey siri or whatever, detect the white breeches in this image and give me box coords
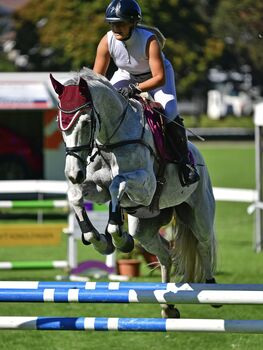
[110,59,178,122]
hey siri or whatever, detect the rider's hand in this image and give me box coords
[118,84,141,99]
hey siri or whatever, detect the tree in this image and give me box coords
[13,0,223,97]
[212,0,263,88]
[15,0,109,70]
[138,0,224,96]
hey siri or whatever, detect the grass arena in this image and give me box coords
[1,142,263,349]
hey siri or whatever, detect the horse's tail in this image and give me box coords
[170,212,217,282]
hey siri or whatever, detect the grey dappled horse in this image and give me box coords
[50,68,216,318]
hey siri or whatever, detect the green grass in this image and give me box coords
[0,141,262,349]
[184,115,254,129]
[198,141,255,188]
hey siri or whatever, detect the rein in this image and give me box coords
[105,101,129,143]
[98,139,157,160]
[96,101,159,162]
[97,133,158,161]
[62,94,158,166]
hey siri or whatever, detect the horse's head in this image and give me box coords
[50,73,99,184]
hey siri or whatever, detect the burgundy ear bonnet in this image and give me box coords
[50,74,92,130]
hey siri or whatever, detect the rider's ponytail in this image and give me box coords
[137,24,166,49]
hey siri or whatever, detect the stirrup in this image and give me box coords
[179,163,200,187]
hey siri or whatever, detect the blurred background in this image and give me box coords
[0,0,262,180]
[0,5,262,348]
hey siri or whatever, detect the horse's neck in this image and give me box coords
[95,92,142,144]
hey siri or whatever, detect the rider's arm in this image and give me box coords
[93,35,111,76]
[136,36,166,92]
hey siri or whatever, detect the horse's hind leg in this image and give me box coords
[194,200,216,282]
[182,189,216,283]
[189,194,223,308]
[128,209,180,318]
[128,211,172,271]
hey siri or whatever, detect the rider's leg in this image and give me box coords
[110,69,132,88]
[152,60,199,186]
[165,117,200,186]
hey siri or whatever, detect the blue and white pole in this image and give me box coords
[0,317,263,333]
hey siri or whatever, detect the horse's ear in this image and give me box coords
[79,77,89,96]
[50,73,64,96]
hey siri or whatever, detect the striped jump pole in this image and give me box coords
[0,200,108,210]
[0,200,68,209]
[0,261,68,270]
[1,287,263,304]
[0,317,263,333]
[1,281,263,292]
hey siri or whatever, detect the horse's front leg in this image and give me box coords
[107,177,134,253]
[68,184,115,255]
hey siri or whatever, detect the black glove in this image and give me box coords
[118,84,141,99]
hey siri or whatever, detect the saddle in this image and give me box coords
[138,96,196,166]
[136,96,196,214]
[136,96,171,214]
[137,96,172,162]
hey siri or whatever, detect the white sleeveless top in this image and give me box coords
[107,27,156,75]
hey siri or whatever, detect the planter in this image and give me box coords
[117,259,141,277]
[138,246,159,268]
[142,251,159,267]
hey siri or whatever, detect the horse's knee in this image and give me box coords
[109,176,126,201]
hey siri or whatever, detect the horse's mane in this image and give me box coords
[64,67,142,114]
[65,67,117,92]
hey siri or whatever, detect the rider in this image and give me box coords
[93,0,199,187]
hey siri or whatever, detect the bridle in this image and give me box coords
[60,94,158,167]
[58,101,99,166]
[60,96,131,167]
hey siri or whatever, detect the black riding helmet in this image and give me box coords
[105,0,142,23]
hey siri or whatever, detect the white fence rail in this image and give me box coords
[0,181,257,203]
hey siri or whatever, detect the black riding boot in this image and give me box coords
[165,116,200,187]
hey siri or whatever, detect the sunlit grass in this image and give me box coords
[0,141,261,349]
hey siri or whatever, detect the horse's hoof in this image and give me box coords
[102,231,116,255]
[206,277,216,284]
[81,234,92,246]
[161,307,180,319]
[117,233,134,253]
[92,232,115,255]
[102,235,116,255]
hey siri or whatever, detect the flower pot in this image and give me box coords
[138,246,159,268]
[117,259,141,277]
[142,251,159,267]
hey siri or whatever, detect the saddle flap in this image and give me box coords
[138,96,197,166]
[138,97,170,161]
